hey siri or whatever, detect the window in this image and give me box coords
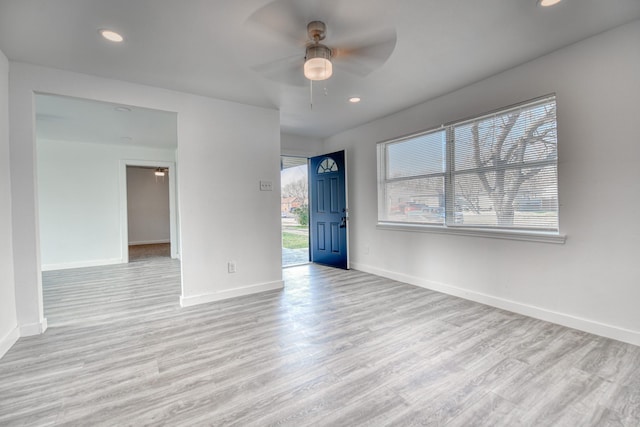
[317,157,339,174]
[378,95,559,234]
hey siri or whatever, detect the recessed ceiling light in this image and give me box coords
[349,97,361,103]
[99,29,124,42]
[537,0,562,7]
[120,136,132,141]
[115,106,131,112]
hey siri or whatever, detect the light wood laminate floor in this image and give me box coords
[1,258,639,426]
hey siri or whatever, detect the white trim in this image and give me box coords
[128,239,171,246]
[344,149,350,269]
[180,280,284,308]
[119,160,179,262]
[377,222,566,244]
[351,261,640,347]
[0,327,20,359]
[19,318,48,337]
[41,258,123,271]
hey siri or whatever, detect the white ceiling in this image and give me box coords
[36,94,178,148]
[2,0,640,141]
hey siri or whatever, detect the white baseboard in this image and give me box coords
[41,258,124,271]
[180,280,284,308]
[19,318,47,337]
[0,327,20,359]
[128,239,170,246]
[351,261,640,347]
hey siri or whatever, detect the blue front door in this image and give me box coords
[309,150,349,269]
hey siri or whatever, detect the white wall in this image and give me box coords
[9,63,282,337]
[325,20,640,345]
[127,166,171,245]
[0,49,19,358]
[177,95,282,306]
[37,141,176,270]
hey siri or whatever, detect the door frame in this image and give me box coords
[119,159,179,263]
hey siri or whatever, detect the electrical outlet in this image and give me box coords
[259,180,273,191]
[228,261,236,273]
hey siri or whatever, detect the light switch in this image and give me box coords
[260,180,273,191]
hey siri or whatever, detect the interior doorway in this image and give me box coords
[119,159,178,263]
[35,94,179,327]
[281,156,309,267]
[126,165,171,262]
[35,94,178,270]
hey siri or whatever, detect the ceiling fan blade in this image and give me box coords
[246,0,340,46]
[332,29,397,77]
[251,54,307,87]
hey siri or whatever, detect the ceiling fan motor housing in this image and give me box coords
[307,20,327,42]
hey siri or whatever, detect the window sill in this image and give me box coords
[376,222,566,244]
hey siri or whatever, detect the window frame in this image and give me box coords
[377,95,565,244]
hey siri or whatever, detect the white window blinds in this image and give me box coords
[379,130,446,225]
[378,95,559,233]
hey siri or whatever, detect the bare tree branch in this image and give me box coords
[464,104,557,226]
[495,113,519,163]
[282,179,308,200]
[472,123,493,194]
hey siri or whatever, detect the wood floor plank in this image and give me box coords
[447,391,527,427]
[0,258,638,426]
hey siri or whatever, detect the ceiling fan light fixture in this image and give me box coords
[304,44,333,81]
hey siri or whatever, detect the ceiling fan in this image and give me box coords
[245,0,397,87]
